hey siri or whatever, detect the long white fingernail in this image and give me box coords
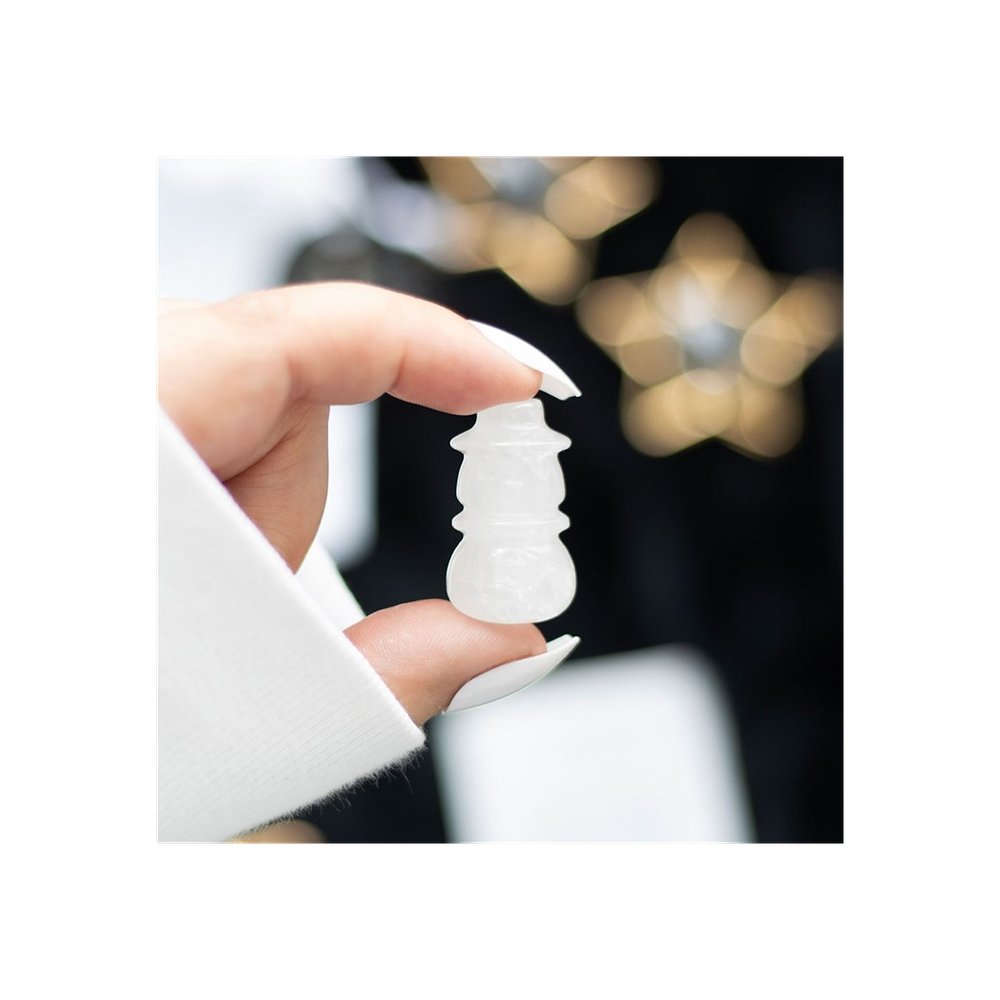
[469,320,582,400]
[442,634,581,714]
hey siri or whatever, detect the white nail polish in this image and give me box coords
[442,634,581,714]
[469,320,582,400]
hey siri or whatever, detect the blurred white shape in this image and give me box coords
[433,645,754,842]
[317,402,376,568]
[157,158,376,568]
[158,157,360,302]
[355,157,454,259]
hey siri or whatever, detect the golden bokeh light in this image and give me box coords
[446,202,589,303]
[674,371,741,436]
[727,379,803,459]
[421,157,496,202]
[671,211,752,264]
[577,212,842,459]
[783,273,843,349]
[419,157,658,304]
[544,157,659,240]
[716,262,778,330]
[576,274,663,348]
[576,275,645,345]
[740,324,809,387]
[617,336,683,387]
[650,261,717,330]
[624,381,702,456]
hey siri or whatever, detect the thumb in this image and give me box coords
[344,599,546,725]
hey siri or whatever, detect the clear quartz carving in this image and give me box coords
[446,398,575,624]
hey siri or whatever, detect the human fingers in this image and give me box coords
[344,599,546,725]
[159,282,544,481]
[211,281,543,413]
[158,297,206,316]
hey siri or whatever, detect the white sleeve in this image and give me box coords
[157,408,425,842]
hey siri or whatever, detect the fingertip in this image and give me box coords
[344,599,550,725]
[467,320,582,400]
[444,357,543,415]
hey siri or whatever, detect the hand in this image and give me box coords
[158,282,546,723]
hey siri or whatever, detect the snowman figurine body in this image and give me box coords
[446,398,575,624]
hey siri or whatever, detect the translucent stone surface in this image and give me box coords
[446,399,575,623]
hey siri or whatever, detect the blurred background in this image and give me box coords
[159,157,843,843]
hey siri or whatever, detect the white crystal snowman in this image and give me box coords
[446,398,575,623]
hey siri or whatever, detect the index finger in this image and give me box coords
[214,282,544,414]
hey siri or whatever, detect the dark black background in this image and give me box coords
[291,157,843,843]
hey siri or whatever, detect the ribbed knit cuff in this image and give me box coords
[158,408,425,842]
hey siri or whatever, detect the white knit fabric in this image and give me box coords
[158,408,425,842]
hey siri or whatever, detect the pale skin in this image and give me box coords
[158,282,547,727]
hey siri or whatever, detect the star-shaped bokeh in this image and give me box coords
[419,157,658,304]
[575,212,842,459]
